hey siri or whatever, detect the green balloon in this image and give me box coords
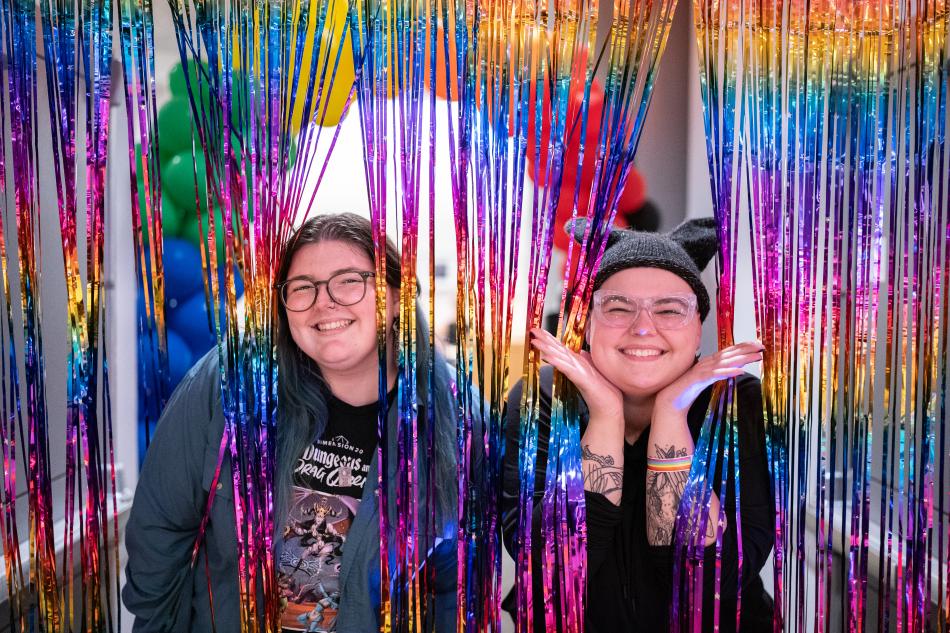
[169,60,205,98]
[287,134,298,168]
[158,97,199,165]
[180,205,228,264]
[160,196,186,237]
[132,144,175,243]
[179,207,200,245]
[163,151,208,213]
[137,182,185,242]
[137,197,184,246]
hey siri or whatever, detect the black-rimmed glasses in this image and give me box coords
[276,270,376,312]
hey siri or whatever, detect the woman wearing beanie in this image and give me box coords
[500,218,774,632]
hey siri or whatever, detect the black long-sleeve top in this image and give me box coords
[501,366,775,632]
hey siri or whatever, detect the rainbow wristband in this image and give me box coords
[647,454,693,472]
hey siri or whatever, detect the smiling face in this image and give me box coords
[283,239,397,378]
[587,267,703,399]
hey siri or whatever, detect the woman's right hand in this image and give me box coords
[528,327,624,420]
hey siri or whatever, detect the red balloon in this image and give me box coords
[550,163,647,251]
[526,80,604,188]
[616,168,646,216]
[527,79,648,238]
[551,164,648,283]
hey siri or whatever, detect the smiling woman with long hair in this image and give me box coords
[123,212,460,633]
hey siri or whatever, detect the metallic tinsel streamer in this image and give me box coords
[505,3,678,631]
[118,0,171,444]
[348,2,678,631]
[686,0,950,631]
[166,0,352,629]
[0,0,122,627]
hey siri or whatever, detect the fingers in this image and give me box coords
[528,328,582,374]
[528,328,569,358]
[528,330,623,415]
[711,366,747,378]
[717,341,765,359]
[709,341,764,369]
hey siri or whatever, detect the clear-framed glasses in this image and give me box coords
[276,270,375,312]
[592,290,698,330]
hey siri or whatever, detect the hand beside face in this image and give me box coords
[527,327,624,420]
[654,340,764,413]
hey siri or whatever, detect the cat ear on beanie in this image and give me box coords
[566,217,627,250]
[667,217,719,271]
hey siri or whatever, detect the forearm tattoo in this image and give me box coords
[581,443,624,500]
[645,444,690,545]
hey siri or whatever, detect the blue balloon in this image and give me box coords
[137,335,159,419]
[167,329,195,387]
[137,329,194,418]
[138,417,152,464]
[217,265,244,299]
[163,238,205,310]
[168,291,218,356]
[234,267,244,297]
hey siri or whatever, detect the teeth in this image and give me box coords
[622,348,663,358]
[316,319,353,332]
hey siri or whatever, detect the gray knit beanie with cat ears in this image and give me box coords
[569,217,719,321]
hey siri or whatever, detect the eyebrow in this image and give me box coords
[600,293,692,301]
[286,267,364,281]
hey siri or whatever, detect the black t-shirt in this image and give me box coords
[277,388,393,632]
[501,366,775,632]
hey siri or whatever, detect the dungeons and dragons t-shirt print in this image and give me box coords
[277,390,388,632]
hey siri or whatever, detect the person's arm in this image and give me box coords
[646,374,776,630]
[500,363,623,630]
[527,328,626,505]
[646,341,764,547]
[122,354,219,632]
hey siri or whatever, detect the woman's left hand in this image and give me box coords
[655,341,764,414]
[527,327,624,421]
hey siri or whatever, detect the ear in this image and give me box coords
[668,217,719,270]
[385,287,400,322]
[565,217,627,249]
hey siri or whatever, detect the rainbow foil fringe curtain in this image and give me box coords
[683,1,950,632]
[0,0,946,632]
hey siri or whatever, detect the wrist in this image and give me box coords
[583,410,626,446]
[651,394,692,426]
[654,385,694,414]
[580,387,624,420]
[587,393,625,425]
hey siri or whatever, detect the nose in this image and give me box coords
[312,283,337,310]
[628,308,656,335]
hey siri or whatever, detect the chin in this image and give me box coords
[612,373,674,399]
[315,352,361,370]
[621,383,666,399]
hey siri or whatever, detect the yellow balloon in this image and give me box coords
[348,1,404,99]
[290,0,356,131]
